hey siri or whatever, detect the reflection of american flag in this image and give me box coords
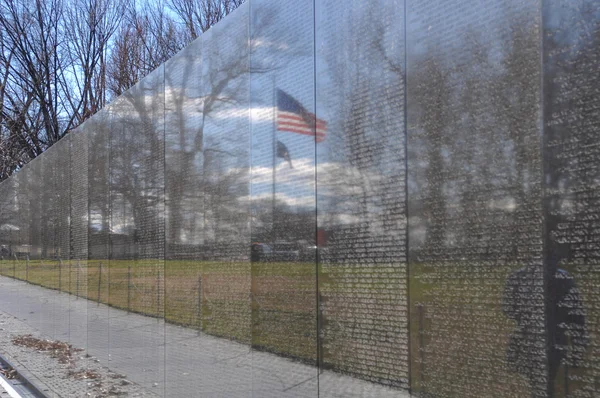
[277,89,326,143]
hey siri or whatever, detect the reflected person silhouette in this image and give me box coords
[503,256,588,397]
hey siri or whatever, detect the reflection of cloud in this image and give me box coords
[251,38,289,51]
[240,191,314,208]
[211,107,251,121]
[251,158,386,186]
[316,161,387,199]
[335,213,361,225]
[409,217,426,245]
[88,211,103,232]
[249,106,276,122]
[110,221,133,235]
[250,157,315,184]
[249,158,393,212]
[163,101,273,123]
[0,224,19,231]
[487,197,516,211]
[164,87,203,107]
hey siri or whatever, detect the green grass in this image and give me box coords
[0,259,318,359]
[0,258,595,396]
[408,262,596,397]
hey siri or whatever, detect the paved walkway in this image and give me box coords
[0,383,11,397]
[0,276,408,397]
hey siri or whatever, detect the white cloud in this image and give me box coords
[251,38,289,51]
[487,197,516,211]
[250,157,315,184]
[239,191,314,208]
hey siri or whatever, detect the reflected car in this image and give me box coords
[272,241,300,261]
[251,242,272,262]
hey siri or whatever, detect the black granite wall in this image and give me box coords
[0,0,598,396]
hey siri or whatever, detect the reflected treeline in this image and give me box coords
[164,5,274,260]
[0,177,17,261]
[408,15,542,264]
[407,4,546,397]
[544,1,600,397]
[405,0,599,397]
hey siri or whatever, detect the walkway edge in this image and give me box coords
[0,351,48,398]
[0,372,22,398]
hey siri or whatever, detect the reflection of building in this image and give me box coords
[0,223,19,242]
[0,224,28,258]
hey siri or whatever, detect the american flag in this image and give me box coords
[277,89,326,143]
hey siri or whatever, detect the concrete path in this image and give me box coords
[0,382,12,397]
[0,276,409,397]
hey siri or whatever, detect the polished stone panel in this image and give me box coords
[316,0,409,392]
[108,64,166,392]
[69,128,89,363]
[86,107,111,372]
[249,0,318,395]
[0,172,17,274]
[199,5,251,350]
[13,160,29,282]
[543,1,600,396]
[163,24,207,397]
[1,1,600,397]
[406,0,545,396]
[165,3,253,395]
[38,138,72,342]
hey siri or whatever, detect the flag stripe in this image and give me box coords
[278,119,326,127]
[277,126,326,137]
[279,130,326,143]
[278,116,327,127]
[278,125,326,136]
[278,120,327,132]
[278,111,327,127]
[276,89,327,142]
[278,120,327,130]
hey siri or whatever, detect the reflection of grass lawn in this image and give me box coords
[408,263,519,396]
[0,259,318,360]
[409,262,594,397]
[0,259,594,396]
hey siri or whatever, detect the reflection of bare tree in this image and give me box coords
[86,112,110,261]
[409,53,452,252]
[317,0,546,393]
[164,5,277,254]
[543,2,600,239]
[164,19,251,253]
[0,177,17,253]
[320,1,405,246]
[409,15,541,260]
[496,20,542,263]
[109,68,164,255]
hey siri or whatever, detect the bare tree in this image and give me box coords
[107,0,247,99]
[0,0,66,144]
[0,0,128,180]
[167,0,245,40]
[63,0,127,122]
[107,0,187,98]
[0,0,249,182]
